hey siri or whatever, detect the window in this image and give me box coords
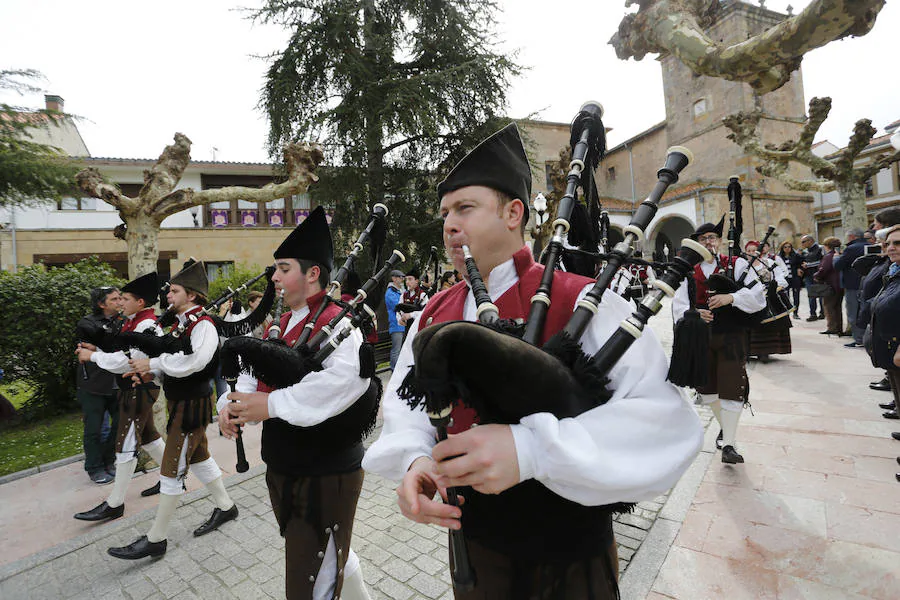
[544,163,555,192]
[693,98,708,117]
[206,261,234,282]
[606,166,616,182]
[865,178,874,198]
[57,197,96,210]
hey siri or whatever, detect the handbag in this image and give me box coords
[807,282,834,298]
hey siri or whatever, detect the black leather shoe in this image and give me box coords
[193,505,238,537]
[89,470,114,485]
[896,473,900,483]
[74,501,124,522]
[879,403,896,410]
[141,481,161,497]
[722,445,744,464]
[108,535,167,560]
[715,430,724,450]
[896,457,900,466]
[819,330,840,335]
[892,432,900,441]
[871,378,891,392]
[883,411,899,420]
[806,315,818,322]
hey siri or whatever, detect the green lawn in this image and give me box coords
[0,381,83,477]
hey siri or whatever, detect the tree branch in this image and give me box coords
[155,143,325,219]
[611,0,886,93]
[145,133,193,212]
[75,167,137,212]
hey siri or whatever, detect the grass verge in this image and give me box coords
[0,412,83,477]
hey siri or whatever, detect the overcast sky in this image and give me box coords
[1,0,897,163]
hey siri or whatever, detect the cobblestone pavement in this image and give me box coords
[0,298,696,599]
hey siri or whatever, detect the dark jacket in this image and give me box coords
[833,237,866,290]
[779,250,804,289]
[857,258,889,329]
[75,313,119,395]
[801,243,824,277]
[814,250,841,293]
[868,267,900,371]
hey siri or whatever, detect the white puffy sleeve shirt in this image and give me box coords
[91,317,162,373]
[672,257,767,323]
[148,318,218,378]
[215,306,368,427]
[363,257,704,506]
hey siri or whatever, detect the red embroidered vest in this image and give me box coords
[692,254,736,306]
[121,308,157,333]
[256,290,342,393]
[417,247,594,433]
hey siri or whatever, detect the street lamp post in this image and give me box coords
[532,192,548,259]
[189,205,199,228]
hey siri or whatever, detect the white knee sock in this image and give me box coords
[700,394,723,428]
[142,438,165,464]
[205,476,234,511]
[720,405,742,448]
[106,458,137,508]
[341,564,372,600]
[146,493,178,543]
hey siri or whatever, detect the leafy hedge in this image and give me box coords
[0,258,125,419]
[207,262,269,308]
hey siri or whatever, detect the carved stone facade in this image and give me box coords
[593,0,818,257]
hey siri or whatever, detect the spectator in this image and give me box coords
[865,225,900,477]
[439,271,455,291]
[814,237,844,335]
[859,207,900,395]
[398,267,429,334]
[778,240,804,320]
[384,269,404,370]
[834,228,867,348]
[246,290,271,339]
[799,234,825,321]
[75,286,123,485]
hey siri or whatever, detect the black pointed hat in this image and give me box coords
[273,205,334,272]
[122,272,159,305]
[690,214,725,241]
[406,266,420,279]
[437,123,531,221]
[170,259,209,296]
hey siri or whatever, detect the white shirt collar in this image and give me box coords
[467,256,518,301]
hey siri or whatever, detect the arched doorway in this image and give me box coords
[775,219,797,250]
[650,216,695,261]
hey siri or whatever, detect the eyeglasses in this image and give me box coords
[697,234,720,242]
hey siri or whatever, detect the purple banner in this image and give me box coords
[240,210,259,227]
[293,209,309,224]
[210,209,229,228]
[267,209,285,227]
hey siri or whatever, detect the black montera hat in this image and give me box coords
[170,259,209,297]
[690,214,725,241]
[437,123,531,222]
[273,205,334,273]
[406,266,421,279]
[121,272,159,305]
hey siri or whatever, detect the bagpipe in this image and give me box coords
[742,226,795,325]
[398,102,704,590]
[110,266,280,359]
[218,206,402,472]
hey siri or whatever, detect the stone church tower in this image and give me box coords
[596,0,816,257]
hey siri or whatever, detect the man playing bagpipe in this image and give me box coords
[108,260,238,559]
[671,220,766,464]
[217,206,373,600]
[363,123,703,598]
[397,266,429,332]
[74,272,165,523]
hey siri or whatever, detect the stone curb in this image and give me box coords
[0,461,266,583]
[618,411,716,600]
[0,416,223,487]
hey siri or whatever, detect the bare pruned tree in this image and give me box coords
[724,97,900,232]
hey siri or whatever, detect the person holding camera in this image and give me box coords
[834,228,868,347]
[799,235,825,321]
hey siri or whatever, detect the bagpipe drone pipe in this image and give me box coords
[397,107,701,589]
[110,266,279,359]
[217,249,405,468]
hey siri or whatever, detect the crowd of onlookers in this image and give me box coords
[781,207,900,482]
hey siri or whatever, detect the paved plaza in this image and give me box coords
[1,293,898,599]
